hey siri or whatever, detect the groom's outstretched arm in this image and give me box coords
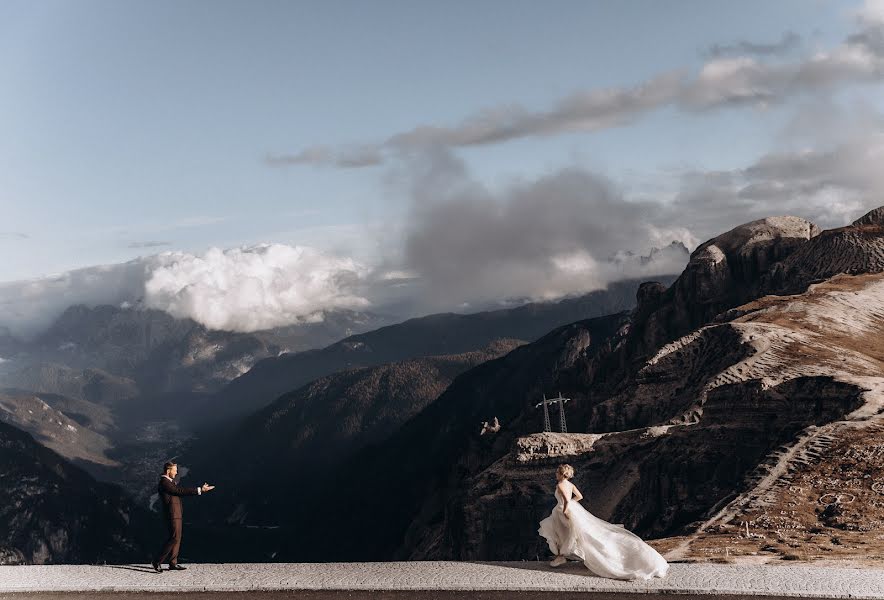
[160,477,201,496]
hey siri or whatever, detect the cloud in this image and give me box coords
[660,98,884,245]
[858,0,884,26]
[684,136,884,229]
[704,31,802,58]
[272,1,884,168]
[0,260,151,340]
[392,72,686,148]
[143,244,369,332]
[266,145,385,168]
[0,232,29,240]
[9,13,884,338]
[393,149,693,311]
[5,121,883,337]
[391,94,884,311]
[0,244,370,339]
[128,241,171,249]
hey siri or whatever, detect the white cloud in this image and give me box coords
[858,0,884,25]
[0,243,370,339]
[143,244,369,332]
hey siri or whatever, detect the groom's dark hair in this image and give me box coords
[163,460,177,471]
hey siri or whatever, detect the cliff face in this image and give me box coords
[426,206,884,562]
[450,373,862,560]
[623,216,820,364]
[762,218,884,295]
[0,421,150,564]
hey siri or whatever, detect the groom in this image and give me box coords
[151,460,215,573]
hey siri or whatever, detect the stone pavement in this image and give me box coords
[1,562,883,598]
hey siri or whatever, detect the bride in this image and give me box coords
[538,464,669,580]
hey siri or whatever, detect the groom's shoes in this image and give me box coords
[169,564,187,571]
[150,561,163,573]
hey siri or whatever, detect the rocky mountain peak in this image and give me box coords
[684,215,819,299]
[692,215,820,259]
[634,281,667,314]
[624,215,819,360]
[762,205,884,295]
[607,240,690,268]
[851,205,884,227]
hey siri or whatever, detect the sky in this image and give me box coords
[2,0,884,337]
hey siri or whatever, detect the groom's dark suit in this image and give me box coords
[154,475,201,566]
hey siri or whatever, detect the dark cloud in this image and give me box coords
[704,31,802,58]
[387,72,685,149]
[392,106,884,311]
[393,149,692,311]
[849,26,884,55]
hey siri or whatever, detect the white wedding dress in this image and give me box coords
[538,488,669,580]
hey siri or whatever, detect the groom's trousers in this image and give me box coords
[155,518,183,565]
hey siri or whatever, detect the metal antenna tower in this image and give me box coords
[535,393,552,432]
[557,392,569,433]
[535,392,571,433]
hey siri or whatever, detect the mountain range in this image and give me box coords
[13,209,884,567]
[0,267,680,563]
[179,205,884,565]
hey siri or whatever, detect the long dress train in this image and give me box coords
[538,488,669,580]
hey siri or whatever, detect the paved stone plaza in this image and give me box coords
[0,562,883,598]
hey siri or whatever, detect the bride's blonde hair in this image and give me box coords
[556,464,574,479]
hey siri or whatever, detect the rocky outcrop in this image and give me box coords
[851,205,884,227]
[761,222,884,295]
[566,208,884,429]
[587,324,752,431]
[624,216,819,362]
